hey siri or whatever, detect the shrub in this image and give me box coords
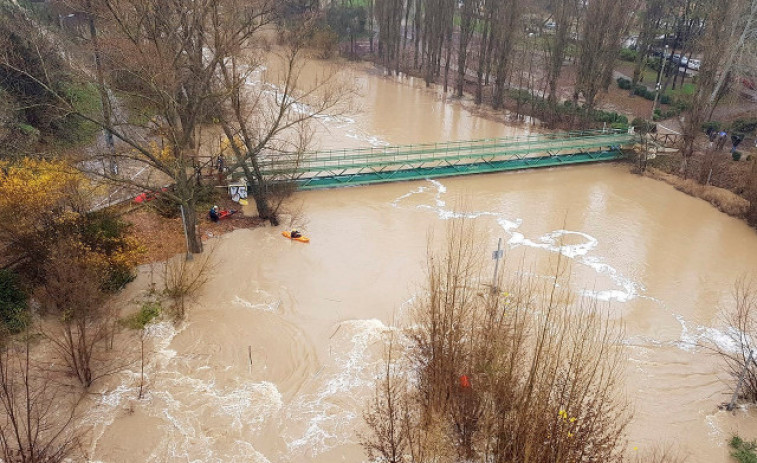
[733,151,743,161]
[730,435,757,463]
[52,82,101,146]
[672,99,691,111]
[81,211,142,292]
[619,48,638,62]
[310,26,339,59]
[616,77,632,90]
[701,121,721,134]
[631,117,656,134]
[731,118,757,135]
[659,94,672,105]
[631,84,656,100]
[0,270,29,334]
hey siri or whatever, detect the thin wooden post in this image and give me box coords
[491,238,503,292]
[727,349,755,411]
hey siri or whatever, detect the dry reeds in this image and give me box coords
[645,167,750,218]
[362,218,632,463]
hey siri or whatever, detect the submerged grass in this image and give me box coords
[730,435,757,463]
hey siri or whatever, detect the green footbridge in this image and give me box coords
[258,129,636,190]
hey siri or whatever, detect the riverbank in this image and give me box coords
[643,166,750,217]
[124,201,264,265]
[646,149,757,227]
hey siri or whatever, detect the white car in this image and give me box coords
[688,59,701,70]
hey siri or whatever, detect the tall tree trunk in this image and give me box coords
[475,14,490,104]
[709,0,757,105]
[181,200,203,253]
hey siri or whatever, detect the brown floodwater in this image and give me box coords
[89,60,757,462]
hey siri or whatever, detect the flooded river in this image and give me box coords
[90,61,757,462]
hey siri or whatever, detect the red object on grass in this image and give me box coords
[460,375,471,388]
[133,187,168,204]
[218,209,237,220]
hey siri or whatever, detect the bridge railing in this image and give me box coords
[256,129,634,174]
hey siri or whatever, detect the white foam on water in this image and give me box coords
[144,374,283,462]
[144,321,184,368]
[285,319,394,457]
[674,314,745,353]
[232,295,280,313]
[85,319,186,457]
[391,185,429,207]
[392,180,643,303]
[345,131,391,147]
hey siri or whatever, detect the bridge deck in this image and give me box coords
[252,129,635,189]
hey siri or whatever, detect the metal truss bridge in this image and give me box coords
[258,129,636,190]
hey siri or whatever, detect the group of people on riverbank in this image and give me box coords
[706,127,756,153]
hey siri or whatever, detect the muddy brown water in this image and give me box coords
[89,61,757,462]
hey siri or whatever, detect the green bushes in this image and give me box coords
[0,270,29,334]
[505,89,629,127]
[634,84,654,99]
[702,121,722,134]
[591,109,628,124]
[616,77,632,90]
[731,118,757,135]
[53,82,101,146]
[619,48,638,62]
[631,117,655,134]
[81,211,140,292]
[616,76,682,110]
[730,435,757,463]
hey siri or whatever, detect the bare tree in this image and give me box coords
[214,14,351,226]
[709,0,757,105]
[38,239,116,388]
[121,301,160,399]
[0,336,83,463]
[630,0,665,95]
[491,0,523,110]
[574,0,640,113]
[162,249,214,321]
[545,0,579,110]
[360,334,411,463]
[678,0,741,177]
[363,218,632,462]
[1,0,317,250]
[715,277,757,405]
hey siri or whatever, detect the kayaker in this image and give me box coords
[209,205,220,222]
[291,230,302,238]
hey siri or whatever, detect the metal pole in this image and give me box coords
[179,205,194,261]
[652,45,669,120]
[727,349,754,411]
[492,237,503,292]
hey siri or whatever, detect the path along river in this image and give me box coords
[90,60,757,462]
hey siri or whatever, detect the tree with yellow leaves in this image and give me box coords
[0,158,141,291]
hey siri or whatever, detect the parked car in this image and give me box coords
[688,59,700,70]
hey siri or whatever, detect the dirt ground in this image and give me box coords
[124,201,264,265]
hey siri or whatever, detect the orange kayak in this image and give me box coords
[282,231,310,243]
